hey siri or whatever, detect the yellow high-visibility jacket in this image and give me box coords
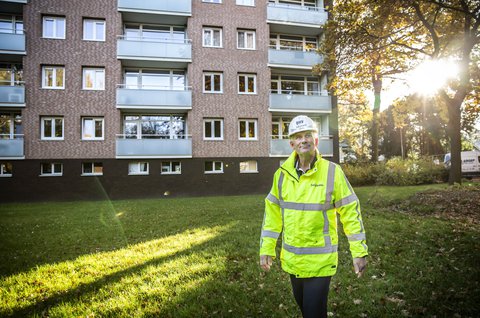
[260,152,368,278]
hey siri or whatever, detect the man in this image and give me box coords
[259,115,368,318]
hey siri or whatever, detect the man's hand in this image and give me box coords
[353,257,367,278]
[260,255,273,271]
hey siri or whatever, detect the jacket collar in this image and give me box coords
[281,150,322,180]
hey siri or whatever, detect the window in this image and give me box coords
[125,69,185,90]
[123,115,186,139]
[128,162,149,175]
[83,68,105,90]
[204,119,223,140]
[41,117,64,140]
[0,63,23,86]
[272,116,321,139]
[238,74,256,94]
[203,72,223,93]
[237,0,255,6]
[42,66,64,89]
[205,161,223,174]
[40,163,63,176]
[203,0,222,3]
[271,75,321,95]
[82,117,104,140]
[240,160,258,173]
[0,15,23,34]
[0,163,12,177]
[42,16,65,39]
[239,119,257,140]
[82,162,103,176]
[0,112,22,139]
[269,34,318,51]
[161,161,181,174]
[237,29,255,49]
[83,19,105,41]
[124,24,186,42]
[203,27,222,47]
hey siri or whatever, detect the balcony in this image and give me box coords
[0,84,25,107]
[118,0,191,25]
[116,85,192,111]
[268,48,323,69]
[267,2,328,36]
[270,136,333,157]
[117,36,192,68]
[116,135,192,158]
[269,91,331,113]
[0,135,24,159]
[0,33,26,55]
[0,0,28,3]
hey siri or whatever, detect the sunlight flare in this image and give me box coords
[409,59,459,95]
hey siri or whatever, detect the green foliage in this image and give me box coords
[342,157,448,186]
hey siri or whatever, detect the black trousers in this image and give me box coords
[290,275,332,318]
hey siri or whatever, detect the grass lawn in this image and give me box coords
[0,183,479,317]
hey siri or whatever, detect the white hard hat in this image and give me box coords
[288,115,318,137]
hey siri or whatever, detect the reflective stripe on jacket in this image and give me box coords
[260,151,368,278]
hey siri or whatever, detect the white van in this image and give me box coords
[444,150,480,177]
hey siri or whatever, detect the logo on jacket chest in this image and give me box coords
[310,183,324,187]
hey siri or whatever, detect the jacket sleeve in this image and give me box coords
[259,170,283,257]
[333,165,368,258]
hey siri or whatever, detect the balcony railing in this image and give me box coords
[117,36,192,64]
[0,134,24,158]
[269,90,331,112]
[116,85,192,109]
[270,136,333,156]
[268,47,323,69]
[0,83,25,106]
[116,134,192,158]
[267,2,328,27]
[0,32,26,54]
[118,0,192,16]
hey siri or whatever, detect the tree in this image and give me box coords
[391,0,480,184]
[318,0,417,162]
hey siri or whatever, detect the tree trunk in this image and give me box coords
[447,99,463,184]
[371,78,382,162]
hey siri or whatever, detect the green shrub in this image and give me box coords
[342,157,447,186]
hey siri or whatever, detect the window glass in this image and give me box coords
[83,19,105,41]
[240,160,258,173]
[128,162,149,175]
[43,16,65,39]
[123,115,186,139]
[82,117,104,140]
[203,72,222,93]
[0,163,12,177]
[83,68,105,90]
[161,161,181,174]
[42,66,64,89]
[205,161,223,173]
[41,163,62,176]
[82,162,103,175]
[238,30,255,49]
[204,119,223,140]
[203,27,222,47]
[239,119,257,140]
[41,117,63,140]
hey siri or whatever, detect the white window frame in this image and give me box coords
[237,0,255,5]
[203,118,224,140]
[240,160,258,173]
[202,27,222,48]
[203,0,222,3]
[41,117,64,140]
[83,19,105,41]
[42,16,66,39]
[82,67,105,90]
[0,163,12,177]
[237,29,256,50]
[203,72,223,93]
[81,117,104,140]
[239,119,258,141]
[42,66,65,89]
[128,162,149,175]
[81,162,103,176]
[238,73,257,94]
[161,161,182,175]
[205,161,223,174]
[40,163,63,177]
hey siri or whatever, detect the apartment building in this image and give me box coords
[0,0,338,202]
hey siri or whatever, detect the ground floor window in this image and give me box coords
[205,161,223,174]
[40,163,62,176]
[161,161,181,174]
[0,162,12,177]
[82,162,103,176]
[240,160,258,173]
[128,162,149,175]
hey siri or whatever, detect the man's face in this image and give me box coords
[289,130,318,156]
